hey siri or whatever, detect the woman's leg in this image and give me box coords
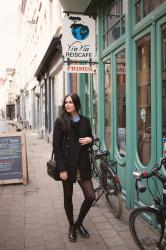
[62,181,74,226]
[62,181,77,242]
[76,179,95,226]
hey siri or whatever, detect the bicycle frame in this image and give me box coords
[130,157,166,249]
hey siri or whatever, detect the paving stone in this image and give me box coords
[104,236,125,248]
[99,229,119,238]
[4,238,24,250]
[25,246,45,250]
[25,229,42,239]
[109,246,133,250]
[5,229,24,239]
[25,236,44,248]
[25,222,41,231]
[0,245,5,250]
[91,215,108,223]
[44,239,65,249]
[85,243,108,250]
[94,222,114,230]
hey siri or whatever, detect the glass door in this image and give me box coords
[136,34,151,166]
[102,48,126,198]
[81,73,98,137]
[157,19,166,159]
[133,17,166,208]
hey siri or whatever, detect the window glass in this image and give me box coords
[85,74,89,117]
[135,0,165,23]
[54,71,64,119]
[116,49,126,155]
[108,1,120,28]
[41,83,45,128]
[103,0,126,48]
[109,21,121,44]
[136,34,151,165]
[92,73,98,136]
[162,24,166,143]
[104,60,112,149]
[135,1,141,23]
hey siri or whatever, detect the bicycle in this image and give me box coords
[8,122,25,132]
[90,137,123,219]
[129,157,166,250]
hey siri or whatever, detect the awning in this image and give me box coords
[35,36,62,81]
[59,0,91,12]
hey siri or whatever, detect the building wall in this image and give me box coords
[16,0,64,132]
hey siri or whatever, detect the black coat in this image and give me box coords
[53,115,93,182]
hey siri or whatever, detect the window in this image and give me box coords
[135,0,165,23]
[163,24,166,70]
[116,49,126,156]
[104,60,112,149]
[92,73,98,136]
[85,75,90,117]
[103,0,126,49]
[162,24,166,141]
[136,34,151,165]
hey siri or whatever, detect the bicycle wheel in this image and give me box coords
[105,169,122,219]
[129,206,166,250]
[91,156,104,206]
[91,156,101,189]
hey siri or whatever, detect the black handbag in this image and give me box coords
[47,151,60,180]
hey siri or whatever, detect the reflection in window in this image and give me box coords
[41,84,45,128]
[92,73,98,136]
[116,50,126,156]
[104,60,112,149]
[136,34,151,165]
[103,0,126,48]
[54,71,64,119]
[85,74,89,117]
[162,24,166,142]
[135,0,165,23]
[135,1,141,23]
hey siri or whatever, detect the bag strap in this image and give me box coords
[51,150,54,160]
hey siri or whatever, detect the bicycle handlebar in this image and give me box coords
[133,157,166,193]
[93,137,101,148]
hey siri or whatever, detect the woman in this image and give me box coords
[53,93,95,242]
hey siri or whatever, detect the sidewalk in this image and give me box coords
[0,130,138,250]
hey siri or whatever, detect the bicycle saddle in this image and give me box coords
[95,150,110,159]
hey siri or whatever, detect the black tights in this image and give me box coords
[62,180,95,227]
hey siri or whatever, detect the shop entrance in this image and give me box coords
[6,104,15,120]
[132,17,166,208]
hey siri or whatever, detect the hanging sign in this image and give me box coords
[62,14,96,62]
[63,64,97,73]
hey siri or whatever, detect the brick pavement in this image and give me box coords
[0,130,138,250]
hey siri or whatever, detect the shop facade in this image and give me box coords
[65,0,166,208]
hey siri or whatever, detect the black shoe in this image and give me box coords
[75,224,90,238]
[68,225,77,242]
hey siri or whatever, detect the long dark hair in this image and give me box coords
[59,93,82,131]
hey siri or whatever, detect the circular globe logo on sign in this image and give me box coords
[70,23,89,40]
[69,16,89,41]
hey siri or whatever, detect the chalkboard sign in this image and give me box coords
[0,132,28,185]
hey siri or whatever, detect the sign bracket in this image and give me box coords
[63,57,98,66]
[63,11,97,19]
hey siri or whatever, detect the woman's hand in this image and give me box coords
[79,137,92,145]
[60,171,68,180]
